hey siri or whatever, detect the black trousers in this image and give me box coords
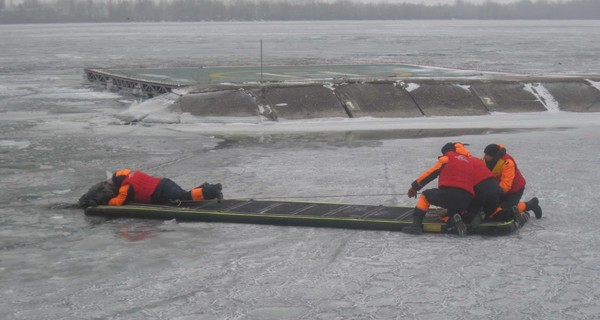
[499,187,524,210]
[491,187,525,222]
[422,187,472,216]
[468,178,503,218]
[151,178,192,203]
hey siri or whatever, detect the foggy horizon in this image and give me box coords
[1,0,598,23]
[3,0,574,4]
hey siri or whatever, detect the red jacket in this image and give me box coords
[489,153,526,194]
[412,151,475,196]
[109,169,162,205]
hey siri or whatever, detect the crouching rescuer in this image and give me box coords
[79,169,223,208]
[483,144,542,225]
[403,144,475,236]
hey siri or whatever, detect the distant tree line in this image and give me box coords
[0,0,598,23]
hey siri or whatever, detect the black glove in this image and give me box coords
[408,187,418,198]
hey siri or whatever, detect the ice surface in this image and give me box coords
[2,21,600,320]
[4,109,600,320]
[168,111,600,134]
[0,140,31,149]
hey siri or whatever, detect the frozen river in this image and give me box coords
[2,21,600,319]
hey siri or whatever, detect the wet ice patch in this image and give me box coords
[54,53,83,60]
[524,83,560,113]
[24,88,122,101]
[246,306,307,319]
[52,189,71,195]
[0,85,35,97]
[0,140,31,149]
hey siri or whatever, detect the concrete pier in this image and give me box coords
[470,81,547,113]
[541,79,600,112]
[406,80,489,116]
[256,85,348,120]
[178,90,258,118]
[333,82,422,118]
[84,65,600,120]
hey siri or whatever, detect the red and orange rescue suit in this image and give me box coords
[108,169,205,206]
[443,142,503,221]
[484,144,528,221]
[410,151,475,219]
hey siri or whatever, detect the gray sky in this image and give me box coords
[6,0,559,6]
[7,0,534,4]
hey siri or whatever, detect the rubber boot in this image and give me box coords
[402,209,426,235]
[452,214,467,237]
[526,197,542,219]
[511,205,527,228]
[202,183,223,200]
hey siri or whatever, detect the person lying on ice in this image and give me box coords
[78,169,223,208]
[483,144,542,226]
[403,143,475,236]
[439,142,504,230]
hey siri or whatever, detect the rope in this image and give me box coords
[244,193,409,200]
[172,192,413,205]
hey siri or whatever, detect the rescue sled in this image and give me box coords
[84,199,525,235]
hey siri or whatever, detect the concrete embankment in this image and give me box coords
[175,77,600,121]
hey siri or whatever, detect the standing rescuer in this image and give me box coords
[483,144,542,225]
[404,144,475,236]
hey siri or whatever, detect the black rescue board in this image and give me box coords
[84,199,521,235]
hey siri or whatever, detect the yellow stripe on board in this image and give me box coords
[100,205,407,225]
[93,204,515,229]
[422,223,443,233]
